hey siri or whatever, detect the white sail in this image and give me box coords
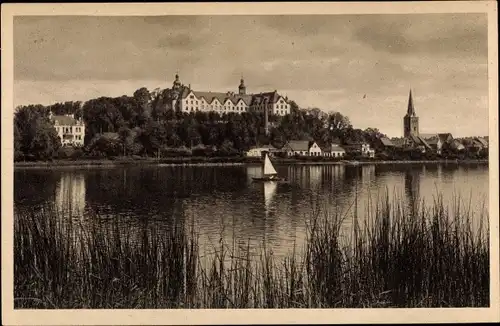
[263,153,278,176]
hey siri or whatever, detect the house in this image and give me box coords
[406,134,432,153]
[49,112,85,147]
[420,134,443,154]
[438,133,454,143]
[344,142,375,158]
[419,133,455,154]
[319,143,346,158]
[170,74,291,116]
[330,144,346,158]
[283,140,322,157]
[465,138,485,153]
[246,145,277,157]
[475,137,488,148]
[379,137,395,148]
[391,138,406,148]
[449,139,465,151]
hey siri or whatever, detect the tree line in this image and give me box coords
[14,86,486,162]
[14,86,379,161]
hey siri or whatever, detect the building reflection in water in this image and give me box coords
[55,172,86,218]
[361,165,376,185]
[308,166,322,189]
[404,168,421,215]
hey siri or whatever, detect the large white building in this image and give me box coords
[49,112,86,147]
[170,74,291,116]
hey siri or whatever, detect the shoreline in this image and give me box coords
[13,157,489,169]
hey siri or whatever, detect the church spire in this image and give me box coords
[407,89,416,116]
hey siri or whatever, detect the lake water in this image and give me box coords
[14,163,489,259]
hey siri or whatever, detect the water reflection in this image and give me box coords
[263,181,277,214]
[14,163,489,259]
[55,172,86,217]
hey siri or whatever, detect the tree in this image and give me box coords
[14,105,61,160]
[133,87,152,119]
[118,126,132,156]
[82,97,126,142]
[14,123,24,161]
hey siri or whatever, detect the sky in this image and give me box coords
[14,14,489,137]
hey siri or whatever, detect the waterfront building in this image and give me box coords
[322,144,346,158]
[170,74,291,116]
[246,145,278,158]
[283,140,322,157]
[344,142,375,158]
[49,111,85,147]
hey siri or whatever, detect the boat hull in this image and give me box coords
[252,176,284,182]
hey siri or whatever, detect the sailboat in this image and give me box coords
[252,153,284,182]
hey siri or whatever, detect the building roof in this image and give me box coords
[249,145,276,151]
[286,140,312,152]
[408,134,432,149]
[438,133,453,142]
[391,138,405,147]
[475,137,488,147]
[52,114,80,126]
[251,91,281,105]
[180,87,285,106]
[450,139,465,149]
[379,137,394,147]
[331,144,346,152]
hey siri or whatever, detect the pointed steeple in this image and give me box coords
[407,89,416,116]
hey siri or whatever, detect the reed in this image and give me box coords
[14,194,489,308]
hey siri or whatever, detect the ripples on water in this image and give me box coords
[14,163,489,259]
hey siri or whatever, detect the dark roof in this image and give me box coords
[251,91,281,105]
[181,87,285,106]
[379,137,394,147]
[408,135,432,149]
[52,115,79,126]
[438,133,453,142]
[391,138,405,147]
[286,140,311,152]
[475,137,488,147]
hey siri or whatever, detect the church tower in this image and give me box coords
[172,73,182,92]
[238,77,246,95]
[403,89,419,137]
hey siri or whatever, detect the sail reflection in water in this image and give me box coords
[263,181,277,214]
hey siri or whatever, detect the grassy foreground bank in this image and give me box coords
[14,195,489,308]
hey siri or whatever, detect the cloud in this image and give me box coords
[352,13,487,57]
[12,14,489,137]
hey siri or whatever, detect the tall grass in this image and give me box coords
[14,195,489,309]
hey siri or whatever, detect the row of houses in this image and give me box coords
[246,133,488,159]
[246,140,376,158]
[375,134,488,154]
